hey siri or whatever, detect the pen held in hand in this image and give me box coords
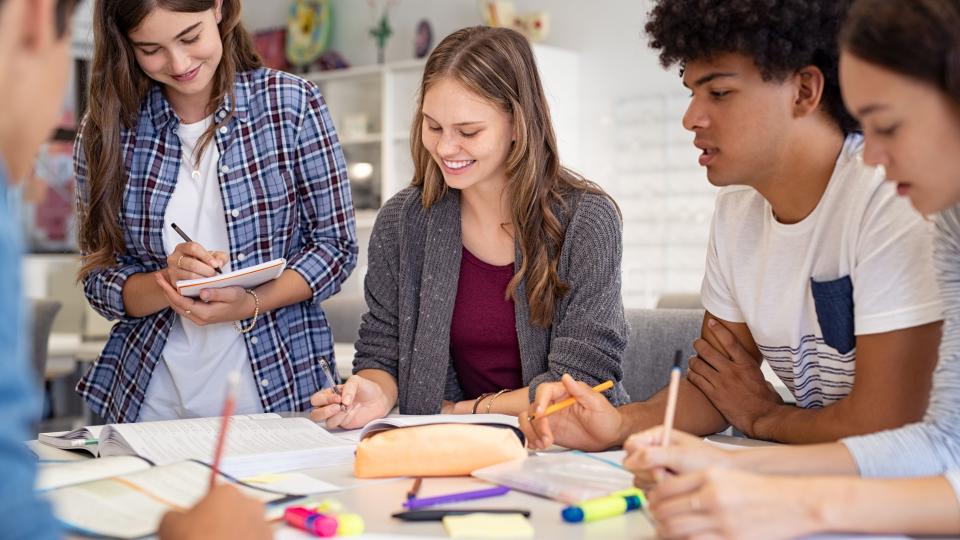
[209,370,240,491]
[170,222,223,274]
[661,350,684,447]
[527,380,614,421]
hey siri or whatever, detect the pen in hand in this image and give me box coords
[170,222,223,274]
[209,370,239,491]
[320,360,347,412]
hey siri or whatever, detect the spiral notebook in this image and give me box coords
[176,257,286,297]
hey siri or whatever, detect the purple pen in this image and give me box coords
[403,485,510,510]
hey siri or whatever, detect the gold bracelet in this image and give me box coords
[485,389,510,414]
[234,289,260,334]
[471,392,492,414]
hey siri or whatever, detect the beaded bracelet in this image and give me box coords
[234,289,261,334]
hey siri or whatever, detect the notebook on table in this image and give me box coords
[42,459,292,539]
[175,257,286,297]
[39,413,357,478]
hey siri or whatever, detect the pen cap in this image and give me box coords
[561,495,627,523]
[613,487,647,508]
[307,513,338,537]
[284,507,314,529]
[336,513,365,536]
[283,507,338,537]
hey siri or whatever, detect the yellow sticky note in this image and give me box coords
[240,473,288,484]
[442,513,534,539]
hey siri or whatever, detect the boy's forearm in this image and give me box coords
[616,379,729,444]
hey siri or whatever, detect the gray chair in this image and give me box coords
[621,308,704,401]
[321,293,367,345]
[30,298,62,386]
[655,293,703,310]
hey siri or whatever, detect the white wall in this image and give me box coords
[236,1,718,308]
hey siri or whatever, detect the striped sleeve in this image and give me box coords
[842,206,960,500]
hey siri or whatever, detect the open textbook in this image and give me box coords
[39,413,357,478]
[39,413,520,474]
[175,257,286,297]
[42,459,290,539]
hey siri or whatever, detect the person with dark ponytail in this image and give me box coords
[622,1,960,537]
[75,0,358,423]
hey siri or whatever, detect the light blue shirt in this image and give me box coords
[0,159,59,540]
[843,204,960,503]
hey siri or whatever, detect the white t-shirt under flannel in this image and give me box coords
[139,115,263,421]
[700,134,942,409]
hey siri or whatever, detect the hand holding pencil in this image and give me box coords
[519,374,624,452]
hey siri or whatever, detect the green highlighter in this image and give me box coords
[561,488,647,523]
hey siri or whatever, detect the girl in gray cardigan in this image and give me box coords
[310,26,629,427]
[621,1,960,538]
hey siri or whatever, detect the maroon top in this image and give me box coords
[450,247,524,399]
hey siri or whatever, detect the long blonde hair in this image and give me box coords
[412,26,615,327]
[78,0,261,280]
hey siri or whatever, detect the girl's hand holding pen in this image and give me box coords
[164,241,229,285]
[155,241,253,327]
[309,374,392,429]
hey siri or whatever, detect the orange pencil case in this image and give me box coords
[353,423,527,478]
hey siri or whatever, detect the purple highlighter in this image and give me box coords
[403,485,511,510]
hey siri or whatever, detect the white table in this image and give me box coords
[32,437,657,539]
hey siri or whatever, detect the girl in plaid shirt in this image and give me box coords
[74,0,357,423]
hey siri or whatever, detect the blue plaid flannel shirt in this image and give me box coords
[75,68,358,423]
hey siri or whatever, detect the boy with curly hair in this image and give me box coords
[520,0,943,447]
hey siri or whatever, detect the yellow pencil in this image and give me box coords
[529,380,614,421]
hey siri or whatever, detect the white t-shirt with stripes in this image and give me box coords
[700,134,943,409]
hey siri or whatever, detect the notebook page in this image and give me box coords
[47,461,281,539]
[36,456,150,491]
[100,415,354,468]
[176,257,285,297]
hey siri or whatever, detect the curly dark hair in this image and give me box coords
[645,0,859,134]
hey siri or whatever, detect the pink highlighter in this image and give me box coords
[284,507,338,537]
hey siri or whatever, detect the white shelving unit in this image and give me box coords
[305,58,425,220]
[305,44,581,219]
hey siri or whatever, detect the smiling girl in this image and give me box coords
[310,26,629,427]
[75,0,358,423]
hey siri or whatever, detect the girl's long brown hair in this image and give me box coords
[412,26,616,327]
[842,0,960,103]
[78,0,261,279]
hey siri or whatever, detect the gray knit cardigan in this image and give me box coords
[351,185,630,414]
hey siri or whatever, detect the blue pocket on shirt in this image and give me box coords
[810,275,856,355]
